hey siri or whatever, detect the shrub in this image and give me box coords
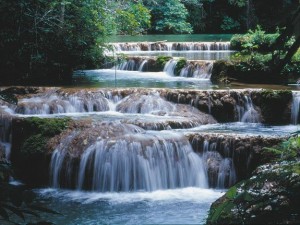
[230,26,279,52]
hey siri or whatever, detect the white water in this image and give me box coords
[241,96,261,123]
[50,128,208,192]
[291,91,300,124]
[110,42,231,52]
[163,59,178,76]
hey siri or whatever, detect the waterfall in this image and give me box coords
[240,95,261,123]
[115,58,149,71]
[163,59,178,76]
[50,123,208,192]
[291,91,300,124]
[234,92,261,123]
[111,42,231,52]
[138,59,148,72]
[15,92,110,115]
[201,140,236,189]
[179,62,213,78]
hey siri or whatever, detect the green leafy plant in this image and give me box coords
[230,26,280,52]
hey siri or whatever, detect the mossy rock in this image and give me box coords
[211,60,234,84]
[11,117,71,186]
[174,58,187,76]
[155,56,173,70]
[206,161,300,225]
[259,89,292,124]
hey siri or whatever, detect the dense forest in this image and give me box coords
[0,0,298,85]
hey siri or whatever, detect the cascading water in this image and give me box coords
[15,92,110,115]
[291,91,300,124]
[235,92,261,123]
[111,42,231,52]
[163,59,178,76]
[1,87,297,225]
[240,95,261,123]
[49,121,208,192]
[179,62,213,78]
[201,140,236,189]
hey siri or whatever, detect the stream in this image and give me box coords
[1,34,300,225]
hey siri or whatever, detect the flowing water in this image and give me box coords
[1,88,299,224]
[1,34,300,224]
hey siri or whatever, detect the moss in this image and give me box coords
[11,117,71,186]
[155,56,172,70]
[207,161,300,225]
[259,90,292,124]
[18,117,70,157]
[24,117,70,137]
[174,58,187,76]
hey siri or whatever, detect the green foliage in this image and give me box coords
[221,16,240,31]
[0,0,109,85]
[146,0,193,34]
[230,26,280,52]
[116,2,151,35]
[228,0,247,7]
[264,136,300,161]
[233,53,272,73]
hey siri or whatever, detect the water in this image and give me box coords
[35,188,224,225]
[183,122,298,137]
[109,34,233,42]
[118,50,233,60]
[1,34,299,225]
[291,91,300,124]
[73,69,213,89]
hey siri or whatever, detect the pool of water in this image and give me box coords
[35,188,224,225]
[181,122,299,137]
[72,69,214,89]
[109,34,233,43]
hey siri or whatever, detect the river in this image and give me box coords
[1,34,299,225]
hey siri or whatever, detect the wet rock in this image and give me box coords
[10,117,72,186]
[206,161,300,225]
[187,133,285,182]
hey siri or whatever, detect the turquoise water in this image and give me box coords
[35,188,224,225]
[109,34,233,43]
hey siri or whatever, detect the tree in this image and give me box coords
[144,0,193,34]
[0,0,109,85]
[116,2,151,35]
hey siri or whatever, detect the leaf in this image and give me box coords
[2,204,25,220]
[29,205,61,215]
